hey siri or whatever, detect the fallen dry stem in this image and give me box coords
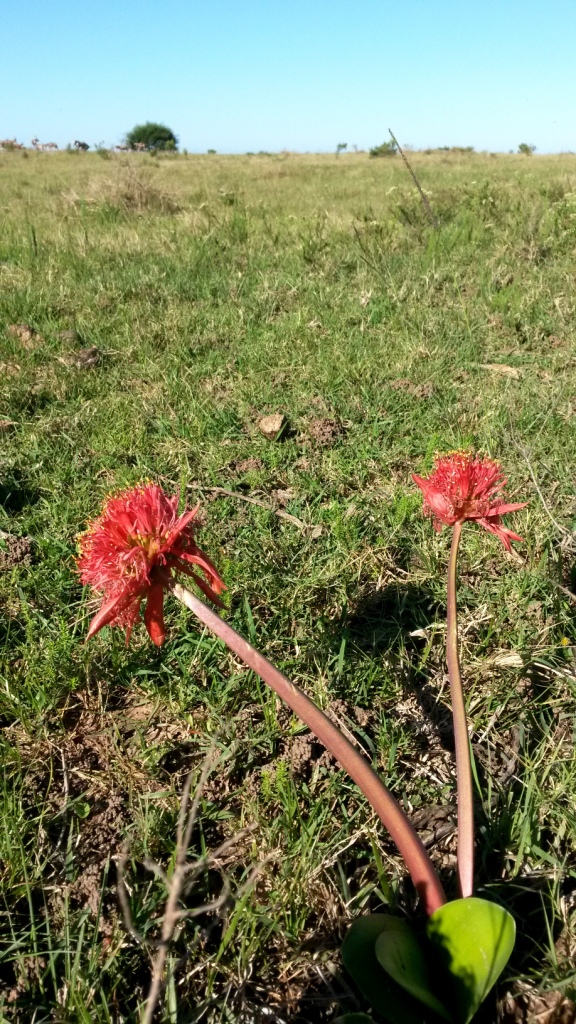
[117,749,254,1024]
[389,127,439,230]
[512,437,574,545]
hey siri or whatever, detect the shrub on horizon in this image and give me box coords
[125,121,178,152]
[368,139,397,158]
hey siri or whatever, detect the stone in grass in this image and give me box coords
[258,412,286,440]
[6,323,44,349]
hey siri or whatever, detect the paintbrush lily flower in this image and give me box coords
[413,451,527,899]
[78,485,447,915]
[77,483,225,646]
[412,451,527,551]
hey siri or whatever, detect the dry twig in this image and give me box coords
[388,128,438,230]
[161,474,313,532]
[512,437,574,545]
[202,484,307,531]
[116,748,258,1024]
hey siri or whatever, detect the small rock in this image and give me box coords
[258,413,286,440]
[309,524,323,540]
[7,323,43,349]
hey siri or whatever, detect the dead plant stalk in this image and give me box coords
[117,752,250,1024]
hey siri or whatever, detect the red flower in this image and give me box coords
[412,451,527,551]
[77,483,226,646]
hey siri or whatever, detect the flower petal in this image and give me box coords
[86,593,129,639]
[478,517,524,551]
[175,549,226,593]
[164,504,200,547]
[178,565,227,608]
[486,501,528,516]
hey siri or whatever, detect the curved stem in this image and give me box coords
[166,577,447,916]
[446,522,474,898]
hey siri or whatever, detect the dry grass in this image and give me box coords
[64,156,181,213]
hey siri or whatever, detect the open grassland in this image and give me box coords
[2,149,576,1022]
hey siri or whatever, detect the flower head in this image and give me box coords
[77,483,226,646]
[412,451,527,551]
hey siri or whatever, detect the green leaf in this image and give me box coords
[374,917,452,1020]
[426,897,516,1024]
[342,915,442,1024]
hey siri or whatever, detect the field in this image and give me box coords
[1,147,576,1022]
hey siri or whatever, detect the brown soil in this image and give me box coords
[500,985,576,1023]
[0,535,32,570]
[306,417,344,446]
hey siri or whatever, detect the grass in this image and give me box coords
[1,147,576,1021]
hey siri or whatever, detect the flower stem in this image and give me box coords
[446,521,474,898]
[167,577,447,916]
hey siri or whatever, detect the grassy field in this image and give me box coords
[1,147,576,1022]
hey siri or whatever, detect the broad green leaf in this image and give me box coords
[375,917,452,1020]
[342,915,443,1024]
[426,897,516,1024]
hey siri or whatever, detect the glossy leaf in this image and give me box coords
[342,915,443,1024]
[374,917,452,1020]
[426,897,516,1023]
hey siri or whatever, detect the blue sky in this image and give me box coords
[3,0,575,153]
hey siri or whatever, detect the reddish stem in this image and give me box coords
[166,576,447,916]
[446,521,474,898]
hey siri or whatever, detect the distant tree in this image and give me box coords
[518,143,536,156]
[336,142,347,156]
[125,122,178,151]
[369,140,397,158]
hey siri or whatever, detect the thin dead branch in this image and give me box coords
[116,747,260,1024]
[388,127,439,230]
[205,485,307,530]
[512,437,574,545]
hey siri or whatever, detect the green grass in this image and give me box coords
[1,147,576,1021]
